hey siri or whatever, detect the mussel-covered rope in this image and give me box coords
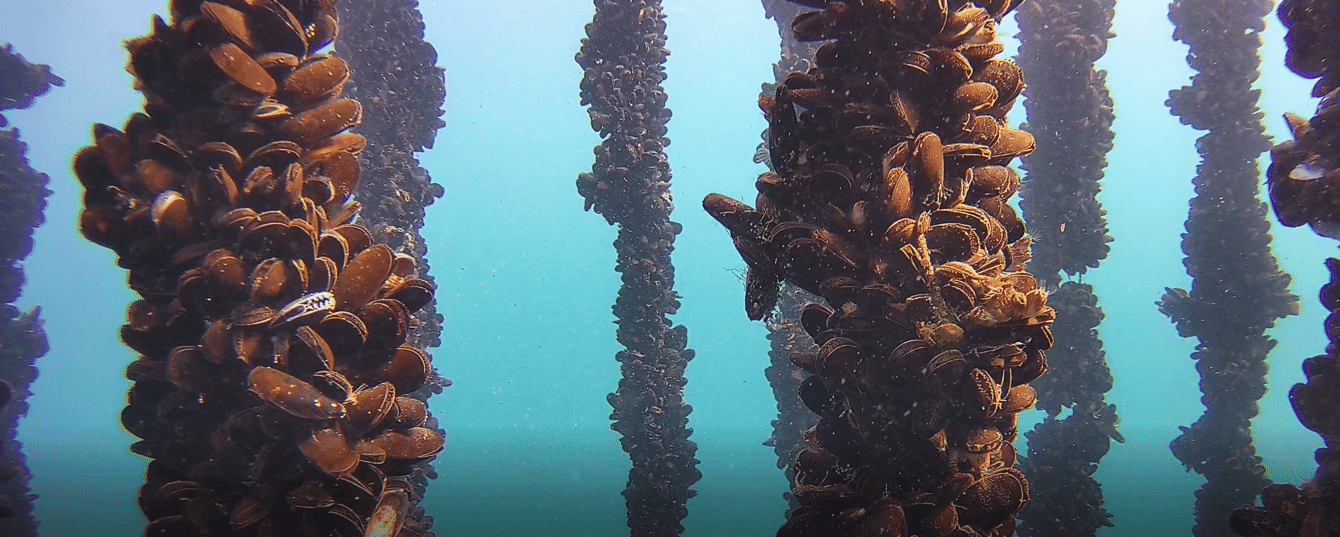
[1230,0,1340,533]
[74,1,444,535]
[335,0,446,353]
[758,0,821,515]
[1011,0,1120,533]
[334,0,448,522]
[576,0,701,535]
[0,42,59,537]
[705,0,1048,535]
[1158,0,1298,533]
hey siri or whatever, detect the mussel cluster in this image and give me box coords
[1013,0,1114,283]
[704,0,1049,535]
[1016,398,1117,535]
[0,44,64,125]
[1232,1,1340,534]
[1230,261,1340,537]
[0,306,44,533]
[72,1,442,535]
[1010,0,1118,533]
[334,0,446,353]
[1268,0,1340,237]
[0,43,58,537]
[763,284,821,513]
[576,0,701,535]
[757,0,822,511]
[1161,0,1295,532]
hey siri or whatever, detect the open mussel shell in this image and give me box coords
[302,132,367,167]
[247,0,308,56]
[358,440,389,464]
[904,502,958,537]
[1001,384,1037,413]
[168,346,229,393]
[318,232,350,267]
[308,12,340,53]
[359,299,410,351]
[925,222,980,263]
[388,278,436,313]
[285,480,336,509]
[377,346,431,395]
[816,337,861,377]
[309,256,338,292]
[200,2,257,51]
[799,302,834,340]
[972,59,1024,108]
[390,254,417,278]
[333,225,373,258]
[293,325,337,372]
[135,158,184,194]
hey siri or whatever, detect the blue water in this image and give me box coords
[0,0,1332,535]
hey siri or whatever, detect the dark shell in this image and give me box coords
[247,366,344,421]
[280,55,350,107]
[297,425,358,477]
[317,311,368,360]
[364,489,410,537]
[275,98,362,146]
[333,244,394,311]
[359,299,410,352]
[209,43,276,96]
[368,427,444,460]
[345,382,396,437]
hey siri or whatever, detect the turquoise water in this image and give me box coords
[0,0,1332,535]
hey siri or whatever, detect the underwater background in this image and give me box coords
[0,0,1333,535]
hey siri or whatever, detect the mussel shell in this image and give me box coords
[247,366,344,420]
[275,98,362,146]
[389,397,428,428]
[209,43,276,96]
[297,425,358,477]
[280,55,350,107]
[333,244,394,311]
[364,489,410,537]
[368,427,444,460]
[345,382,396,437]
[317,310,368,361]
